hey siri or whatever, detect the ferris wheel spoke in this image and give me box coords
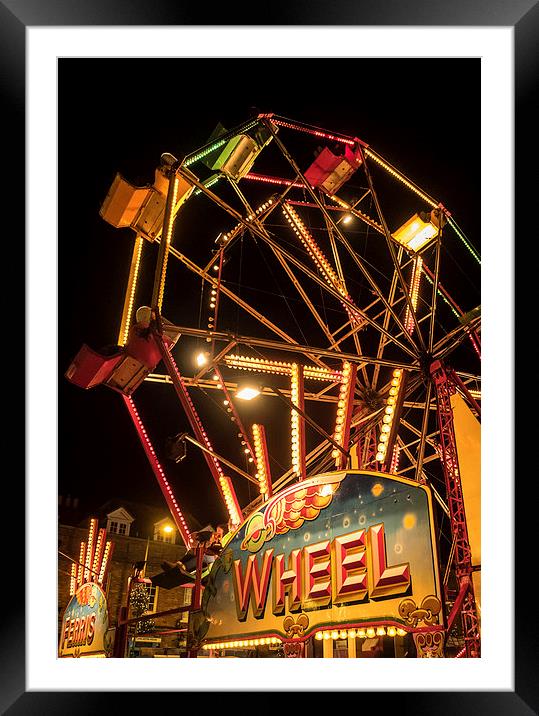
[167,245,329,369]
[265,121,419,355]
[222,174,342,351]
[433,316,482,359]
[428,229,443,353]
[415,381,434,481]
[360,149,428,353]
[251,226,419,360]
[371,248,405,390]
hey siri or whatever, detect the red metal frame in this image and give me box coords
[153,329,243,525]
[123,394,192,545]
[430,360,481,657]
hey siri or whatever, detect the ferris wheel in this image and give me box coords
[66,113,481,657]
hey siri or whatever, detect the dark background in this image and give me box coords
[58,58,480,529]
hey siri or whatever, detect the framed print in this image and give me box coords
[4,0,534,711]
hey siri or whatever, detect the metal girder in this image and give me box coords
[430,359,481,657]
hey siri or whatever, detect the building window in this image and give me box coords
[108,520,130,536]
[145,585,159,614]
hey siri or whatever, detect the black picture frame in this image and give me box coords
[6,0,533,712]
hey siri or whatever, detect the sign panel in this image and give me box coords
[200,471,442,644]
[59,582,112,657]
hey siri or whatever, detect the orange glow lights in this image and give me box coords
[124,395,193,543]
[390,445,401,474]
[282,203,363,326]
[225,354,343,383]
[157,174,179,311]
[252,423,272,499]
[331,361,357,468]
[365,149,438,208]
[404,256,423,334]
[69,562,77,596]
[217,198,275,247]
[202,637,281,650]
[83,518,98,583]
[291,363,306,479]
[77,541,86,587]
[98,541,113,585]
[283,203,340,287]
[376,369,404,463]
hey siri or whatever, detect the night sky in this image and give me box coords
[59,58,480,530]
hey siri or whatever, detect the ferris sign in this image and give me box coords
[199,471,443,644]
[59,582,112,657]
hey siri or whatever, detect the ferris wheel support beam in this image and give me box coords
[160,323,420,372]
[323,215,369,383]
[360,149,427,352]
[173,162,417,359]
[422,265,481,358]
[147,374,350,403]
[430,359,481,657]
[122,394,192,546]
[428,231,443,353]
[152,325,243,526]
[167,244,329,370]
[241,224,418,359]
[414,381,433,483]
[181,433,258,485]
[264,122,419,354]
[372,246,405,390]
[193,340,237,382]
[271,247,342,348]
[228,178,344,351]
[117,235,144,347]
[433,316,482,360]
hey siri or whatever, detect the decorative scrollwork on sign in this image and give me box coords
[413,631,445,658]
[283,641,305,658]
[283,613,309,638]
[398,595,442,628]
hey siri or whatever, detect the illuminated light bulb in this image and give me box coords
[380,433,388,443]
[331,631,339,640]
[236,386,261,400]
[331,449,339,458]
[223,400,229,406]
[339,630,347,639]
[385,406,393,415]
[348,630,356,639]
[358,629,366,638]
[376,627,386,636]
[391,378,399,387]
[383,415,391,424]
[315,632,323,641]
[387,627,397,637]
[323,632,331,641]
[389,387,398,396]
[213,265,219,271]
[376,452,385,462]
[381,424,390,434]
[213,374,219,381]
[366,628,375,638]
[388,397,396,405]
